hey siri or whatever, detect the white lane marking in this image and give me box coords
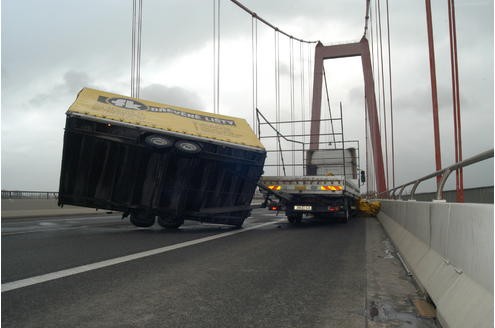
[2,215,121,226]
[2,222,125,236]
[2,226,88,236]
[2,220,281,293]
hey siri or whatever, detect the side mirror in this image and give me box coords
[360,170,366,183]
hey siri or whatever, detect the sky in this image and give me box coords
[1,0,493,193]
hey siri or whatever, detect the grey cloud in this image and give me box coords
[140,84,203,109]
[391,83,474,115]
[63,71,92,93]
[28,70,97,108]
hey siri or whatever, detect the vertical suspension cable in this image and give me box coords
[131,0,136,97]
[322,67,336,148]
[425,0,443,191]
[275,30,281,175]
[340,102,346,179]
[131,0,143,98]
[385,0,395,189]
[299,42,305,175]
[307,43,312,147]
[369,1,380,193]
[216,0,221,114]
[377,0,389,189]
[448,0,463,202]
[251,16,258,135]
[374,0,382,131]
[369,1,375,83]
[136,0,143,98]
[213,0,217,113]
[365,100,370,194]
[212,0,221,114]
[290,37,295,175]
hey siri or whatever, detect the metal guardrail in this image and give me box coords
[3,149,492,202]
[377,148,494,201]
[1,190,59,199]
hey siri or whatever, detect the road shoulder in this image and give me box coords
[366,216,438,327]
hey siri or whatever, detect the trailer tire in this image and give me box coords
[130,212,155,227]
[145,135,174,149]
[342,202,351,224]
[175,140,201,154]
[158,216,184,229]
[287,213,302,225]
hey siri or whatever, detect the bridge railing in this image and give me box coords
[377,148,494,201]
[1,190,59,200]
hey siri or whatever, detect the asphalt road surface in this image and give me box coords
[2,209,437,327]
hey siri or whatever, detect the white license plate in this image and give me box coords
[294,205,312,211]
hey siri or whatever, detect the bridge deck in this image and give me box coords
[2,209,437,327]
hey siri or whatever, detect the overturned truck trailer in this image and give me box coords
[59,88,266,228]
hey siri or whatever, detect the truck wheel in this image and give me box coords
[130,212,155,227]
[343,205,351,223]
[158,216,184,229]
[175,140,201,154]
[287,213,302,225]
[145,134,174,148]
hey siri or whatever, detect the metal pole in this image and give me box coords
[340,102,346,180]
[448,0,464,202]
[425,0,443,191]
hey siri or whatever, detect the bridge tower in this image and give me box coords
[310,37,387,194]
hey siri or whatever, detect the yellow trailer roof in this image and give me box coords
[68,88,265,150]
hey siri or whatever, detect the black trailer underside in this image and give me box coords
[59,116,266,227]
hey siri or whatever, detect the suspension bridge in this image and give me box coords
[2,1,493,327]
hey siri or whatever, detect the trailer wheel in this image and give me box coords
[158,216,184,229]
[344,207,351,223]
[145,135,174,149]
[342,202,351,224]
[130,212,155,227]
[175,140,201,154]
[287,213,302,225]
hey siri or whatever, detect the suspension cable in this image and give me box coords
[213,0,221,114]
[137,0,143,98]
[299,42,306,174]
[299,42,305,149]
[363,0,372,38]
[229,0,318,44]
[385,0,395,189]
[213,0,217,113]
[322,67,336,148]
[377,0,389,189]
[448,0,464,201]
[365,100,370,193]
[131,0,143,98]
[290,37,296,175]
[251,16,258,135]
[369,1,375,78]
[274,30,281,175]
[368,0,380,193]
[307,43,312,145]
[131,0,136,97]
[374,0,382,130]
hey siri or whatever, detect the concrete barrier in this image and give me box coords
[378,200,493,328]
